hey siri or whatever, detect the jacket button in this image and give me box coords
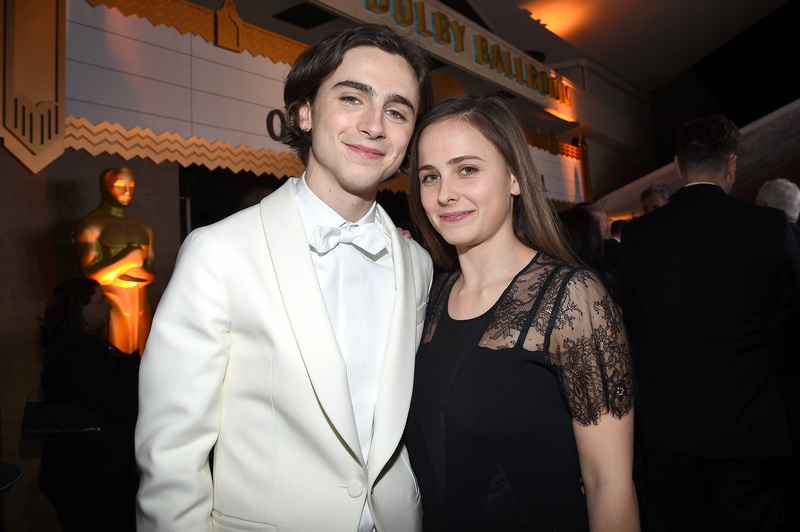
[347,481,364,498]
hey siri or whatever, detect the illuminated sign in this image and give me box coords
[364,0,570,106]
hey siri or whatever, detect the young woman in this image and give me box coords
[404,95,638,531]
[38,278,139,532]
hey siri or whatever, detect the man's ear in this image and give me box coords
[726,154,737,180]
[673,155,687,185]
[723,155,737,193]
[298,102,312,132]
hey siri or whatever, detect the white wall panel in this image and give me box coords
[530,146,584,204]
[189,34,290,80]
[191,57,285,109]
[67,0,190,53]
[65,100,194,139]
[66,0,290,157]
[67,22,191,86]
[66,61,192,124]
[191,91,284,152]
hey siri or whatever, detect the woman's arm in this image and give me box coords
[573,412,639,532]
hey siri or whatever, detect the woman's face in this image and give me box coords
[83,285,111,331]
[417,119,519,251]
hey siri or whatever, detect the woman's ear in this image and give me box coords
[510,172,521,196]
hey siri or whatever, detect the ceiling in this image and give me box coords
[189,0,789,94]
[477,0,788,93]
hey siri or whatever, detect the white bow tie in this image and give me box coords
[309,222,389,256]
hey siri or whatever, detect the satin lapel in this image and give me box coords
[368,205,416,481]
[260,180,363,464]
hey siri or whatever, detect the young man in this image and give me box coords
[135,24,434,532]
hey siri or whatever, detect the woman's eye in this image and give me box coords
[459,166,478,175]
[420,173,440,184]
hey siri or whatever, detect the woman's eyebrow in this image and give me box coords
[446,155,484,165]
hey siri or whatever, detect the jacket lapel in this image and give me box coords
[368,205,417,482]
[260,180,363,464]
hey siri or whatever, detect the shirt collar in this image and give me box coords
[294,173,380,242]
[684,181,722,189]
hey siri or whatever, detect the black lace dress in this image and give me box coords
[405,253,635,531]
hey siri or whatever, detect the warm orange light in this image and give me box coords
[518,0,596,41]
[543,106,576,123]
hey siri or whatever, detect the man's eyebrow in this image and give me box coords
[332,80,375,96]
[387,94,416,117]
[331,80,416,116]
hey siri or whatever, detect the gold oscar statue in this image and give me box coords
[76,167,155,354]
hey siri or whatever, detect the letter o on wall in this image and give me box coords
[266,109,286,141]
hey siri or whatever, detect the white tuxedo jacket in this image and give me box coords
[136,179,432,532]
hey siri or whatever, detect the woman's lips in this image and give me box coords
[346,143,384,160]
[440,211,473,222]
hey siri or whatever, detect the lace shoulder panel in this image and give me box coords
[529,267,635,426]
[420,271,459,344]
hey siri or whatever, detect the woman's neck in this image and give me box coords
[449,236,536,320]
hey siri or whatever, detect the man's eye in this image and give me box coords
[388,109,406,120]
[342,96,360,104]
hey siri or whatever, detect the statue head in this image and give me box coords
[100,167,135,207]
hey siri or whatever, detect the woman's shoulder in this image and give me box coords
[524,253,606,291]
[429,270,460,302]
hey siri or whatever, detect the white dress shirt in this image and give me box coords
[294,175,395,532]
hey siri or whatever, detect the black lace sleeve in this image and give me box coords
[537,268,635,426]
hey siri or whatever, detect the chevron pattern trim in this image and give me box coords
[86,0,306,64]
[87,0,215,41]
[64,116,305,177]
[238,21,305,64]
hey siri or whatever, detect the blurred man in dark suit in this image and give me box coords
[640,184,671,213]
[757,178,800,247]
[620,115,799,532]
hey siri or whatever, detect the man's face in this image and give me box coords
[299,46,419,205]
[642,193,666,213]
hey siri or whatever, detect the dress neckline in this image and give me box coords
[445,251,541,323]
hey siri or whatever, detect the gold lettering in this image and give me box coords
[367,0,390,15]
[504,51,515,80]
[514,58,525,84]
[526,64,538,90]
[433,12,451,45]
[392,0,413,26]
[490,44,504,74]
[538,71,550,95]
[450,20,466,53]
[414,3,433,37]
[550,78,562,101]
[474,35,490,64]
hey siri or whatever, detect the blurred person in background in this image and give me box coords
[38,277,139,532]
[640,184,671,213]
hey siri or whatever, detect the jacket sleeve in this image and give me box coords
[135,229,231,532]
